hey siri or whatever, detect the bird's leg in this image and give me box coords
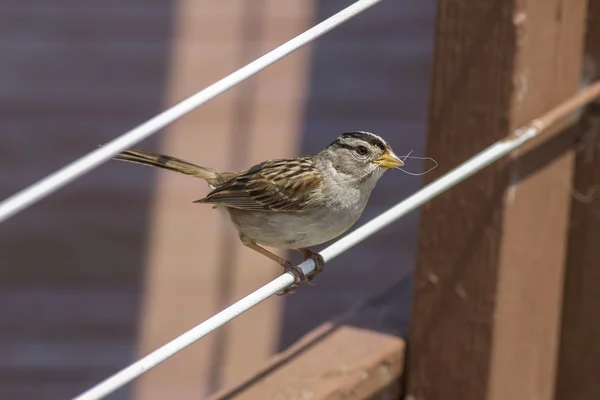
[239,235,310,294]
[296,248,325,282]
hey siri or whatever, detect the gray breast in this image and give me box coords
[222,193,366,249]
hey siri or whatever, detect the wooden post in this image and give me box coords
[555,1,600,399]
[406,1,588,399]
[132,1,315,397]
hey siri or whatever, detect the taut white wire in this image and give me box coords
[0,0,382,224]
[73,125,540,400]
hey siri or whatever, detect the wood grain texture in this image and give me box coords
[555,1,600,399]
[406,0,588,399]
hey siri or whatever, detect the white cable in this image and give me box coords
[72,125,539,400]
[0,0,383,224]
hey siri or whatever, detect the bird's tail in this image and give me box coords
[114,148,219,181]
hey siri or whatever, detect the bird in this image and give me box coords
[113,131,403,293]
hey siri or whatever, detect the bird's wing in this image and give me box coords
[194,158,322,212]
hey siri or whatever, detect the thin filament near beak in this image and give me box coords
[396,150,439,176]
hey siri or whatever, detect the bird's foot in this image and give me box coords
[297,248,325,282]
[277,262,313,295]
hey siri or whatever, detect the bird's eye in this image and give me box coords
[356,146,368,156]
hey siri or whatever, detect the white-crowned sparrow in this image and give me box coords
[114,131,403,293]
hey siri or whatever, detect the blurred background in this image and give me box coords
[0,0,435,398]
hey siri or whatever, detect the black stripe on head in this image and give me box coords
[339,131,387,151]
[331,141,356,152]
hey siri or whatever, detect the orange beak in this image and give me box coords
[374,148,404,168]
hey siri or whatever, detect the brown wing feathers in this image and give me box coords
[196,158,322,212]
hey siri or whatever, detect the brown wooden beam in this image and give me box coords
[555,1,600,399]
[406,1,588,399]
[132,1,315,397]
[205,279,410,400]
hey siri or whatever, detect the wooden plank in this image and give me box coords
[405,1,588,399]
[131,0,315,398]
[205,279,410,400]
[555,1,600,398]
